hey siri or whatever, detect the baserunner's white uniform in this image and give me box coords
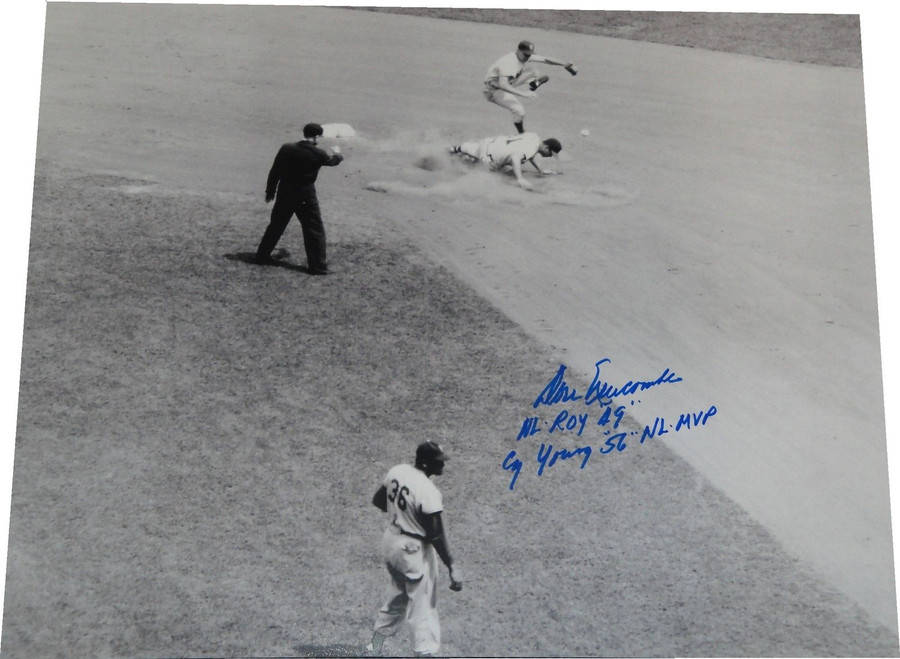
[458,132,543,170]
[372,463,444,655]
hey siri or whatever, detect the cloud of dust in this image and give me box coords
[355,129,638,209]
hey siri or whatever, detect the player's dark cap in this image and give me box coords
[518,40,535,53]
[303,123,324,138]
[544,138,562,154]
[416,441,449,463]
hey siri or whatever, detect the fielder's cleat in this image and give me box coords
[529,74,550,91]
[450,145,462,154]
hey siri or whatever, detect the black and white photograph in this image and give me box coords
[1,2,899,657]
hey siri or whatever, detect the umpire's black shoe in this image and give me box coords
[252,254,277,265]
[307,266,329,276]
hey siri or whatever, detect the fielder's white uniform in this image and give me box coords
[483,51,542,123]
[373,463,444,655]
[458,132,543,171]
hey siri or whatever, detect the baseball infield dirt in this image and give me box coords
[2,6,894,658]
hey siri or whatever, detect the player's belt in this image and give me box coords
[393,520,427,542]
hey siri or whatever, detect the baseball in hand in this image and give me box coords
[331,145,341,154]
[580,128,590,137]
[449,566,463,589]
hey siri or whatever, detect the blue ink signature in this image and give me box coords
[503,403,718,491]
[537,442,592,475]
[517,403,628,440]
[502,443,592,491]
[531,364,583,407]
[502,442,592,491]
[549,410,590,436]
[502,451,524,491]
[533,358,683,409]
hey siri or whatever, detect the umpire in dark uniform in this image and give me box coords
[255,123,344,274]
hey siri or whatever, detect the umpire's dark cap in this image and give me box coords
[303,123,324,138]
[416,441,449,463]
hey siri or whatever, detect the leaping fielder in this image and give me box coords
[483,40,578,134]
[451,132,562,191]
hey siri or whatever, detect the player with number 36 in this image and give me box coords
[366,442,463,657]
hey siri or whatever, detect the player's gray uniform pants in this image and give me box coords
[458,138,505,169]
[483,65,541,122]
[373,525,441,655]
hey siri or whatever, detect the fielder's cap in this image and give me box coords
[416,441,449,463]
[544,138,562,154]
[518,40,535,53]
[303,122,324,138]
